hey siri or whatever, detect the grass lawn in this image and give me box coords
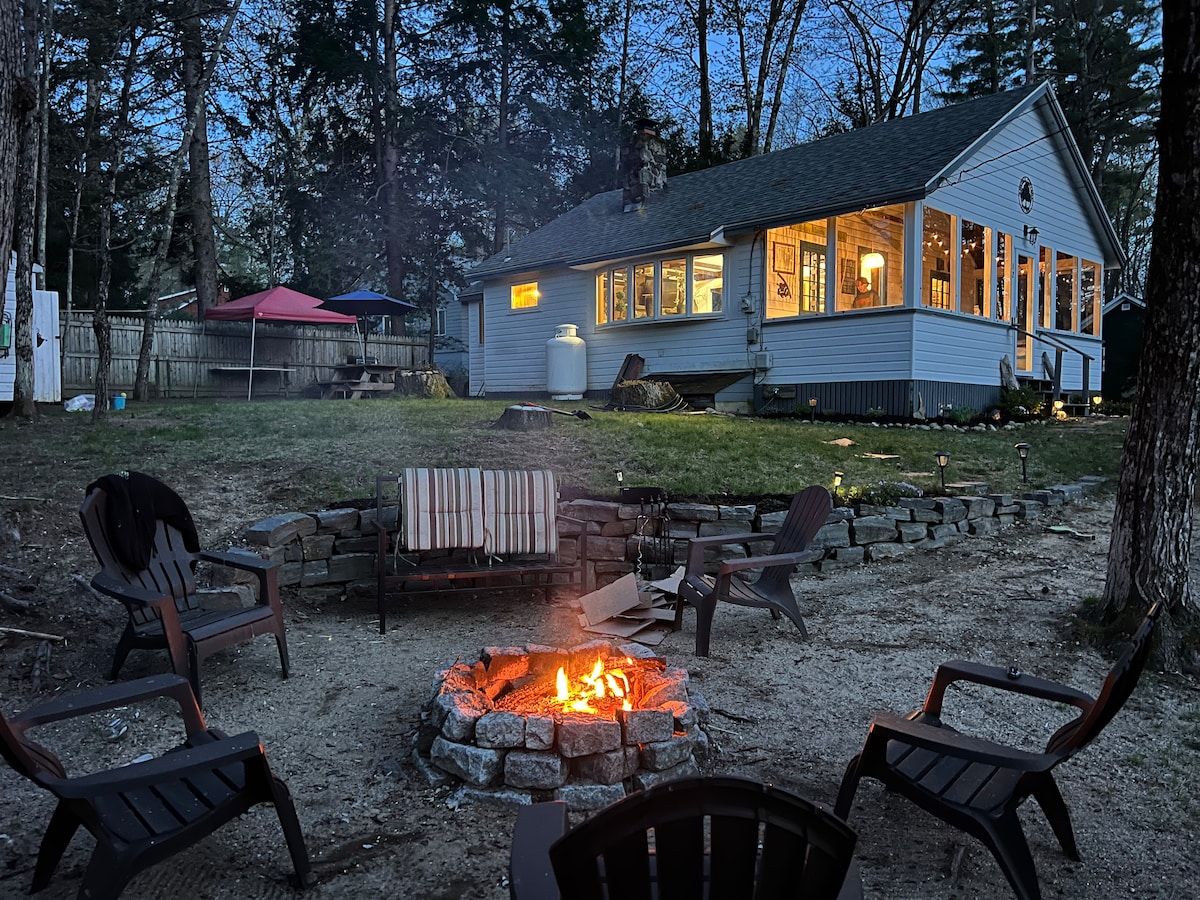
[0,398,1129,509]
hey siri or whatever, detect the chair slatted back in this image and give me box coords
[80,488,200,624]
[1046,600,1163,757]
[401,467,484,551]
[754,485,833,596]
[482,469,558,556]
[549,776,856,900]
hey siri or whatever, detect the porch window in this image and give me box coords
[596,271,609,325]
[1038,248,1053,329]
[834,206,903,312]
[766,221,825,318]
[511,282,539,310]
[1055,251,1077,331]
[596,253,724,325]
[995,233,1010,321]
[960,220,990,317]
[922,207,955,309]
[1080,260,1101,335]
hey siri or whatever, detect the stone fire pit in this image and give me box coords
[416,640,709,809]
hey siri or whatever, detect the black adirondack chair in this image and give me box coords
[0,673,314,899]
[677,485,832,656]
[509,775,862,900]
[835,600,1163,900]
[81,474,290,703]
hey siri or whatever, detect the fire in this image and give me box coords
[556,657,633,714]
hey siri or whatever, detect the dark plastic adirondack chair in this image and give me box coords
[0,673,314,899]
[509,775,862,900]
[835,600,1163,900]
[81,475,290,703]
[677,485,832,656]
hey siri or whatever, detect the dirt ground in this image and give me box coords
[1,488,1197,899]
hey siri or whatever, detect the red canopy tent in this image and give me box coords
[204,286,356,399]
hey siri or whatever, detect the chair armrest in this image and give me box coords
[47,731,265,799]
[922,659,1096,719]
[509,801,567,900]
[90,571,173,609]
[716,548,822,575]
[11,673,207,736]
[198,548,279,573]
[866,711,1056,772]
[198,548,281,608]
[684,532,775,574]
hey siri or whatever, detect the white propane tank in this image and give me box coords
[546,324,587,400]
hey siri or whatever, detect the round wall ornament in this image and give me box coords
[1018,176,1035,213]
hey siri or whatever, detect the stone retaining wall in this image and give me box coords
[223,478,1105,604]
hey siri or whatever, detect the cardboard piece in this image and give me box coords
[577,573,641,626]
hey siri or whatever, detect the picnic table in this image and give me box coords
[209,365,295,398]
[320,363,397,399]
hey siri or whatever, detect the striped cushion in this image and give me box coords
[402,468,484,551]
[482,470,558,556]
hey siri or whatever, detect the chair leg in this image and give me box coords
[834,754,864,820]
[78,849,132,900]
[766,595,809,640]
[187,643,203,707]
[268,776,316,888]
[1031,777,1081,860]
[981,813,1045,900]
[108,625,136,681]
[275,631,290,679]
[694,594,718,657]
[31,803,80,892]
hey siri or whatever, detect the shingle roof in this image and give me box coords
[470,85,1044,280]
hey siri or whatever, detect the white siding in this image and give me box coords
[761,310,915,382]
[930,101,1108,266]
[911,312,1015,384]
[2,266,61,403]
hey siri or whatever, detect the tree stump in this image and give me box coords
[394,369,455,398]
[496,405,553,431]
[610,379,680,410]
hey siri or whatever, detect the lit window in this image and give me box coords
[922,207,954,310]
[1080,261,1101,335]
[1055,251,1077,331]
[594,253,723,325]
[511,282,539,309]
[766,221,824,318]
[834,206,903,312]
[692,255,723,314]
[960,220,990,317]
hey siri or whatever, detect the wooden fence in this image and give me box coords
[61,313,430,399]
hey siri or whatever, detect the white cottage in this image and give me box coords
[463,82,1122,415]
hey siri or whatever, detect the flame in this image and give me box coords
[555,657,634,714]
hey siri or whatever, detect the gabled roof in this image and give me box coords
[471,83,1120,281]
[1103,292,1146,315]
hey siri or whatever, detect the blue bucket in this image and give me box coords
[113,395,126,411]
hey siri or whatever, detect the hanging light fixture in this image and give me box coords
[861,252,885,271]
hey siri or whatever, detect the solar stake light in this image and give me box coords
[1014,443,1031,483]
[808,397,818,423]
[934,451,951,490]
[833,471,844,488]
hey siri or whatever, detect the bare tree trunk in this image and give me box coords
[695,0,714,166]
[184,0,219,316]
[382,0,405,305]
[10,0,40,418]
[35,0,49,270]
[0,0,21,294]
[91,34,141,424]
[1100,0,1200,670]
[133,0,239,401]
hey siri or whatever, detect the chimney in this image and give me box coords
[621,118,668,211]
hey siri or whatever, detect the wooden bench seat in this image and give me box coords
[319,381,396,399]
[374,470,587,632]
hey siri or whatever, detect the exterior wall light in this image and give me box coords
[1023,224,1039,244]
[1014,442,1031,483]
[934,451,951,490]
